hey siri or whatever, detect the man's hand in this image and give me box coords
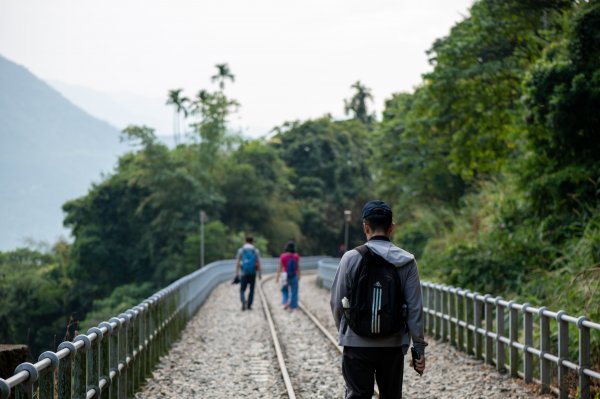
[411,355,425,375]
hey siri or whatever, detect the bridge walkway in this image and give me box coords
[135,274,550,399]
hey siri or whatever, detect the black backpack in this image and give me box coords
[343,245,406,337]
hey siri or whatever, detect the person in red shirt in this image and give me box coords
[276,241,301,312]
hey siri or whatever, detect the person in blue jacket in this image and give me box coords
[235,236,261,311]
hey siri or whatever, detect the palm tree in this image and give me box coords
[344,81,374,125]
[211,63,235,91]
[166,89,190,145]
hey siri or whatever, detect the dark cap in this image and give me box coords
[362,200,392,219]
[285,240,296,253]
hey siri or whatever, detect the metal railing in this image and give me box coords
[318,259,600,398]
[422,283,600,399]
[0,256,327,399]
[317,258,340,289]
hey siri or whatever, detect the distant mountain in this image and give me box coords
[49,81,173,138]
[0,55,125,250]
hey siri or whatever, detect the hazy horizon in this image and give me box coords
[0,0,474,138]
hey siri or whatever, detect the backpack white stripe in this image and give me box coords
[379,289,382,332]
[372,283,382,334]
[372,286,377,333]
[377,285,382,333]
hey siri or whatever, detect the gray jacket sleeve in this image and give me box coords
[330,251,356,329]
[403,259,427,355]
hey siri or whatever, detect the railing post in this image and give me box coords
[474,293,482,360]
[0,379,9,399]
[73,335,91,399]
[441,287,448,342]
[158,295,165,358]
[421,285,428,334]
[98,322,113,399]
[173,289,180,341]
[87,327,104,398]
[495,297,505,372]
[150,298,159,366]
[126,309,139,393]
[165,292,172,352]
[164,293,169,353]
[508,301,519,378]
[168,291,176,346]
[457,290,465,352]
[13,363,38,399]
[556,311,568,399]
[38,352,59,399]
[57,342,76,399]
[124,310,135,398]
[465,291,473,356]
[522,304,533,384]
[135,305,147,384]
[449,287,457,348]
[484,295,493,365]
[143,303,152,380]
[118,313,129,399]
[108,317,122,399]
[578,316,590,399]
[434,286,441,340]
[427,286,434,337]
[143,300,155,379]
[539,307,551,394]
[134,307,142,391]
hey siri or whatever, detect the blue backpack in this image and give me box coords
[241,248,257,275]
[287,257,297,278]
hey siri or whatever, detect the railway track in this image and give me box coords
[132,272,549,399]
[258,273,379,398]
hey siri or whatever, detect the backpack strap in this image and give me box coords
[355,244,369,256]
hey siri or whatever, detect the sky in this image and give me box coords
[0,0,474,137]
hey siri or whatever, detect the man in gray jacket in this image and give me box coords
[330,200,427,398]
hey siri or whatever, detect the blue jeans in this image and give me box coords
[282,276,299,309]
[240,274,256,307]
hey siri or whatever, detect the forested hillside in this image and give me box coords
[0,0,598,370]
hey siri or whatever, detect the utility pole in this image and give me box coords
[344,209,351,253]
[200,210,207,267]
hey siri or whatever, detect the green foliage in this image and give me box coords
[271,116,373,253]
[210,63,235,91]
[521,1,600,239]
[420,0,570,181]
[374,90,465,210]
[0,244,72,356]
[375,0,599,315]
[80,282,156,330]
[189,89,239,165]
[344,81,375,125]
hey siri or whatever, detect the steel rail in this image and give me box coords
[298,298,381,398]
[298,302,341,354]
[261,271,381,398]
[257,275,297,399]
